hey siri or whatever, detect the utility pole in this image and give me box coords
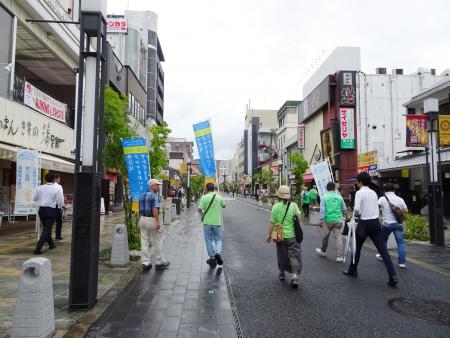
[186,162,191,208]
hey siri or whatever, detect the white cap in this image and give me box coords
[147,179,163,186]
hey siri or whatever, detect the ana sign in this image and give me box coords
[298,124,305,149]
[107,17,128,33]
[23,81,66,123]
[339,108,355,149]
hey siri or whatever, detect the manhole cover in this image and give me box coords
[388,297,450,326]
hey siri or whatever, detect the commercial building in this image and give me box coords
[0,0,79,220]
[166,137,194,173]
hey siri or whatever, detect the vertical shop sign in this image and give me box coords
[298,124,305,149]
[121,137,150,212]
[338,71,356,106]
[14,149,39,214]
[406,115,427,147]
[339,108,355,149]
[193,120,216,178]
[438,115,450,146]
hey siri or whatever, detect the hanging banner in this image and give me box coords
[310,159,334,197]
[439,115,450,146]
[406,115,427,147]
[23,81,67,123]
[121,137,150,212]
[339,108,355,149]
[298,124,305,149]
[193,120,216,178]
[14,149,40,215]
[357,150,378,176]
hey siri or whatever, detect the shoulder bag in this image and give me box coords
[293,203,303,243]
[271,202,290,243]
[201,194,216,222]
[383,194,405,223]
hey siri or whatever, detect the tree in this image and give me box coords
[288,152,309,197]
[148,121,171,178]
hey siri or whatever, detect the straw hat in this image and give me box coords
[277,185,291,200]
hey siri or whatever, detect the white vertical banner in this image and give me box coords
[14,149,40,215]
[310,159,334,197]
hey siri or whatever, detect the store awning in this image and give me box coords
[303,173,314,182]
[379,149,450,172]
[0,143,74,173]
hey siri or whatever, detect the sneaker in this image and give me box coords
[278,272,285,281]
[142,264,152,271]
[375,254,383,262]
[215,253,224,266]
[155,262,170,270]
[291,278,299,289]
[388,275,399,287]
[336,257,344,263]
[49,244,56,250]
[315,248,326,257]
[399,263,406,268]
[206,258,217,267]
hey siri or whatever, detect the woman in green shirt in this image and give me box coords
[267,185,302,288]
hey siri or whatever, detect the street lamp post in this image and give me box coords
[278,161,283,188]
[69,0,107,310]
[424,98,444,246]
[186,162,191,208]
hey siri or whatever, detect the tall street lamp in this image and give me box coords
[186,162,192,208]
[69,0,107,310]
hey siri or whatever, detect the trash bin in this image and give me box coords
[172,198,181,215]
[111,224,129,267]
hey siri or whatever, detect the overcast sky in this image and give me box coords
[107,0,450,160]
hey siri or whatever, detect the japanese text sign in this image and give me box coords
[310,159,333,197]
[298,125,305,149]
[406,115,427,147]
[121,137,150,212]
[439,115,450,146]
[23,81,66,123]
[193,120,216,178]
[357,150,378,176]
[14,149,39,214]
[107,17,128,33]
[339,108,355,149]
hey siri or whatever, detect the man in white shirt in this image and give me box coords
[376,183,408,268]
[343,172,398,287]
[33,172,65,254]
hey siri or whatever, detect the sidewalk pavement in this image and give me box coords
[0,212,139,338]
[234,193,450,276]
[85,205,239,338]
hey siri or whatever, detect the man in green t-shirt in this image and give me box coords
[198,183,226,267]
[309,185,319,207]
[315,181,346,262]
[301,186,310,217]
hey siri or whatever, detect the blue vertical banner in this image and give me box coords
[193,120,216,178]
[121,137,150,212]
[15,149,40,215]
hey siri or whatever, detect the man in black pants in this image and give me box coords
[343,172,398,287]
[54,174,65,240]
[33,172,65,254]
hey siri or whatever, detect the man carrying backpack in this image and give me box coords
[198,183,226,267]
[376,183,408,268]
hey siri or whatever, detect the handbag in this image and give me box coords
[293,214,303,243]
[201,194,216,222]
[271,202,291,243]
[383,194,405,223]
[342,218,350,236]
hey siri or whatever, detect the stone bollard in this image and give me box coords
[163,205,172,225]
[111,224,129,267]
[12,257,54,338]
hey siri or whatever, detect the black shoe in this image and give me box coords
[342,270,358,278]
[278,272,286,281]
[388,275,399,287]
[291,278,299,289]
[207,258,217,267]
[55,237,63,241]
[49,244,56,250]
[215,253,224,266]
[155,262,170,270]
[33,249,42,255]
[142,264,152,271]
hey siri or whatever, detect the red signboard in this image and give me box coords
[107,17,128,33]
[298,125,305,149]
[23,81,67,123]
[406,115,427,147]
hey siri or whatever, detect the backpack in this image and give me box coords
[383,194,405,223]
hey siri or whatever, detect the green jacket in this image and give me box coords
[320,192,346,222]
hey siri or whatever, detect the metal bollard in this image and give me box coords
[163,205,172,225]
[12,257,55,338]
[111,224,129,267]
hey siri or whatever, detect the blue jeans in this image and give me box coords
[382,223,406,264]
[203,225,222,258]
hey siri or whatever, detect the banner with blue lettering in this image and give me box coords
[121,137,150,212]
[193,120,216,178]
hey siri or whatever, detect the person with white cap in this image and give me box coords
[138,178,170,271]
[267,185,302,288]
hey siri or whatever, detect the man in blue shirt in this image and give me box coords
[139,179,170,271]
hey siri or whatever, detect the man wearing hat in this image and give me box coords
[139,179,170,271]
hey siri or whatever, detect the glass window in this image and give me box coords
[0,5,13,98]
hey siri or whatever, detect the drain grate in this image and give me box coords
[223,264,244,338]
[388,297,450,326]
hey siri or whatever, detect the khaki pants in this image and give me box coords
[321,221,343,258]
[139,216,165,265]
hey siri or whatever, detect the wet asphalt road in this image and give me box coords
[222,198,450,338]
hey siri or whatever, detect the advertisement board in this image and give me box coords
[439,115,450,146]
[107,17,128,33]
[406,115,427,147]
[299,76,330,122]
[338,71,356,107]
[23,81,66,123]
[298,124,305,149]
[14,149,40,215]
[339,108,355,149]
[193,120,216,178]
[320,125,338,166]
[357,150,378,176]
[310,159,333,197]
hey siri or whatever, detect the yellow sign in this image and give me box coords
[180,163,187,174]
[194,127,212,137]
[439,115,450,146]
[205,177,216,185]
[358,150,378,167]
[401,168,409,178]
[123,145,148,154]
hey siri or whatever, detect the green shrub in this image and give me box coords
[261,196,268,203]
[404,214,429,241]
[126,213,141,250]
